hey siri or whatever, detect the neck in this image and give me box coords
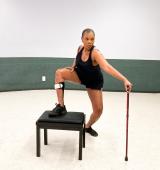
[83,46,93,52]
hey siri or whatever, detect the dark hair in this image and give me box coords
[82,28,95,37]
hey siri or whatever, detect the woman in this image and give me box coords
[49,28,132,137]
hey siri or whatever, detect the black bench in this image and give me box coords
[36,111,85,160]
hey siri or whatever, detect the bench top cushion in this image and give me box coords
[37,111,85,124]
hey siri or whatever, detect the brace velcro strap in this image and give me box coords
[54,83,64,89]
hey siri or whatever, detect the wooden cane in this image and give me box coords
[125,91,129,161]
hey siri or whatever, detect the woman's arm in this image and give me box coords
[72,45,83,67]
[68,45,83,71]
[71,59,76,68]
[93,49,132,91]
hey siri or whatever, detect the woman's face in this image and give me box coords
[82,31,95,50]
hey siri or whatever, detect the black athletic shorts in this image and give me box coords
[75,67,104,90]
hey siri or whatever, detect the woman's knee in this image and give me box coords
[94,105,103,116]
[55,68,64,82]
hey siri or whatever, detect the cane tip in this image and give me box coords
[125,157,128,161]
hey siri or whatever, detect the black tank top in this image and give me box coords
[75,46,103,88]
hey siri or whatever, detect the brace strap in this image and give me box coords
[54,82,64,90]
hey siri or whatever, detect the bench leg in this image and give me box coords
[36,125,40,157]
[79,129,83,160]
[83,114,86,148]
[44,129,48,145]
[83,123,85,148]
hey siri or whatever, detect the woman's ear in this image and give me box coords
[81,36,84,43]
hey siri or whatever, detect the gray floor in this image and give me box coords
[0,90,160,170]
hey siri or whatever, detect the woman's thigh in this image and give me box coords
[56,67,81,84]
[87,88,103,112]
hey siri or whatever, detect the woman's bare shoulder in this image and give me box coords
[77,45,83,52]
[92,47,103,56]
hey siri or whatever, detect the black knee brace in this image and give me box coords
[54,82,65,91]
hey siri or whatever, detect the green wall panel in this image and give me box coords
[0,57,160,92]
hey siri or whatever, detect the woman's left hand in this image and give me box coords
[124,79,133,92]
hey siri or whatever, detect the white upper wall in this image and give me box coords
[0,0,159,59]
